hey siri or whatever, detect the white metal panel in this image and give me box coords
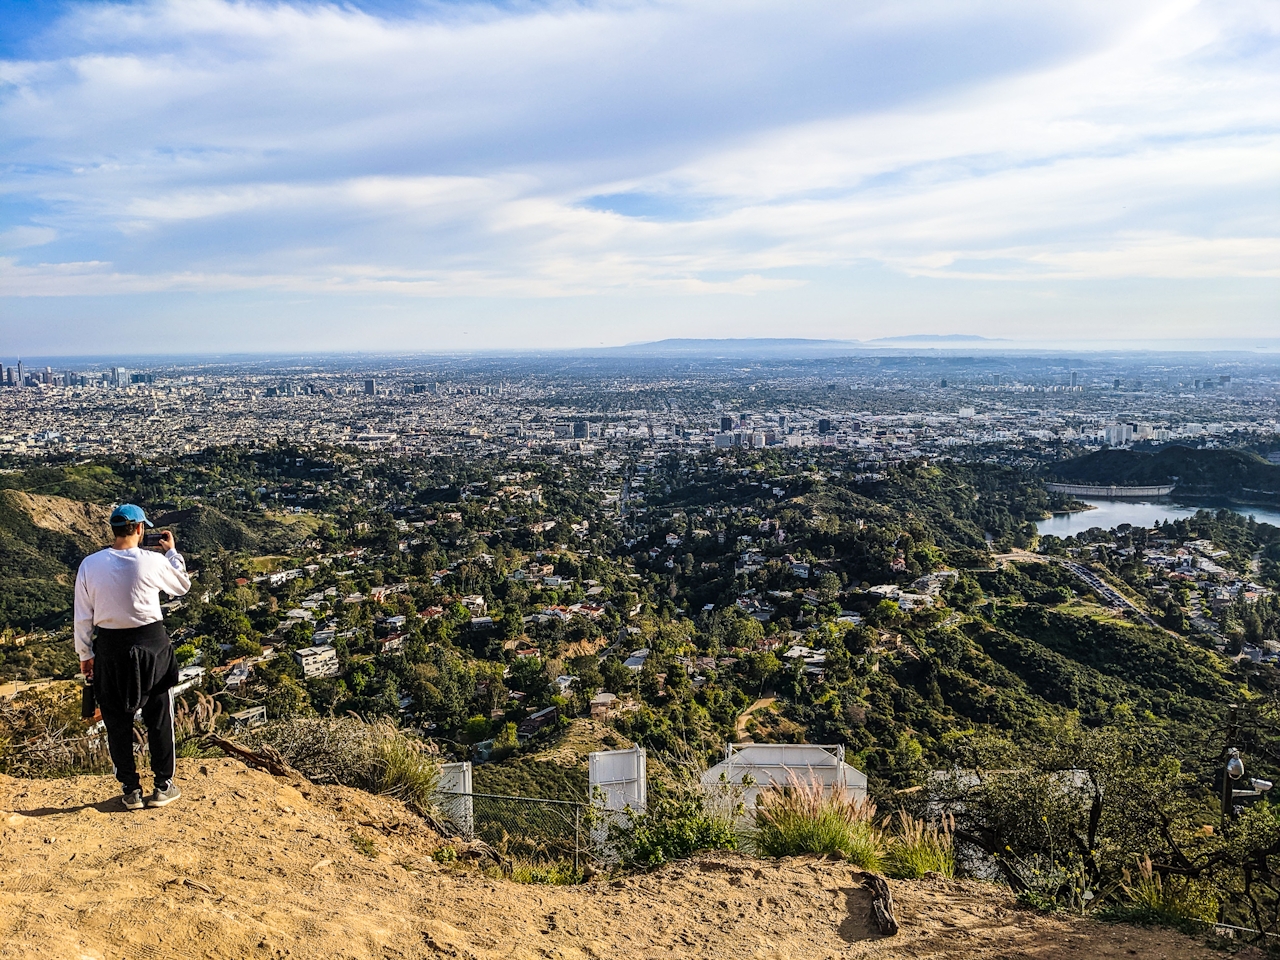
[588,747,646,861]
[436,760,474,837]
[701,743,867,812]
[589,746,647,812]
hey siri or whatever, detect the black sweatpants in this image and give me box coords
[93,622,179,793]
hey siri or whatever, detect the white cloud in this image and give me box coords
[0,226,58,250]
[0,0,1275,342]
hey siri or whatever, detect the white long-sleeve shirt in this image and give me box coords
[73,547,192,660]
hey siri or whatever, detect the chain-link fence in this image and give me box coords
[434,791,638,868]
[438,792,590,866]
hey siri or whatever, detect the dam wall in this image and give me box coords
[1046,482,1176,498]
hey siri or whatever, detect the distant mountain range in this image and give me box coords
[18,336,1280,366]
[869,334,1004,343]
[601,336,1005,357]
[607,338,859,356]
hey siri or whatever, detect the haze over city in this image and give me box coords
[1,0,1277,354]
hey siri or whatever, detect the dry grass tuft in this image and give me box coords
[245,716,439,815]
[884,810,956,879]
[751,775,883,869]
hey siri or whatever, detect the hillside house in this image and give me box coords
[224,660,253,692]
[294,645,340,680]
[517,706,558,740]
[229,706,267,729]
[590,691,619,720]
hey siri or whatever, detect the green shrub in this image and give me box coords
[350,832,378,858]
[463,715,491,742]
[884,811,956,879]
[489,722,519,761]
[751,778,883,869]
[617,792,739,868]
[1107,856,1217,928]
[491,858,584,885]
[367,720,440,815]
[230,634,263,660]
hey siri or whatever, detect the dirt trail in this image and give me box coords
[736,697,775,739]
[0,759,1231,960]
[992,548,1047,566]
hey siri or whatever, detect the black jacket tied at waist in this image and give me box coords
[92,621,179,715]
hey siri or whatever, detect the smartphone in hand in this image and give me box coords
[81,681,99,722]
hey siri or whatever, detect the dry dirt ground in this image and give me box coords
[0,758,1241,960]
[735,697,776,740]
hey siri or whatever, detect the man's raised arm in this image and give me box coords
[156,530,192,597]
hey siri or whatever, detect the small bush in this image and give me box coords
[350,832,378,859]
[491,858,584,885]
[751,778,883,869]
[367,722,440,814]
[1006,851,1091,913]
[884,811,956,880]
[242,716,375,780]
[244,716,439,816]
[0,684,112,778]
[616,791,739,868]
[174,693,223,759]
[1109,856,1217,928]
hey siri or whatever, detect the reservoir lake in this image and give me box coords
[1036,500,1280,537]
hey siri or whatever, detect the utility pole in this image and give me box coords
[1222,747,1242,826]
[1222,705,1239,825]
[1220,707,1272,826]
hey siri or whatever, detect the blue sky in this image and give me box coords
[0,0,1276,354]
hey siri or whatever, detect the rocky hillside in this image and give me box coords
[0,758,1226,960]
[0,490,108,629]
[6,491,111,543]
[0,474,307,634]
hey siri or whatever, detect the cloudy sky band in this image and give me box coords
[0,0,1276,351]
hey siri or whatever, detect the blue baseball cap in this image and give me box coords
[109,504,152,527]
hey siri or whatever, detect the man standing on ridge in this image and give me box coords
[74,504,191,810]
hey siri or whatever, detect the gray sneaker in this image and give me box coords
[122,788,145,810]
[146,781,181,808]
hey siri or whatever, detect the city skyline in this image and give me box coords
[1,0,1277,353]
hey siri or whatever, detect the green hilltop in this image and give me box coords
[1047,445,1280,505]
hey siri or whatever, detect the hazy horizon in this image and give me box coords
[9,334,1280,368]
